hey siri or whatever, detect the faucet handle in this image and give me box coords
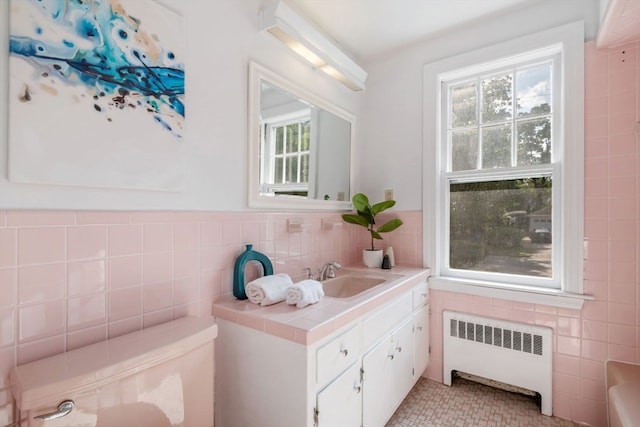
[326,261,341,279]
[303,267,315,280]
[326,266,337,279]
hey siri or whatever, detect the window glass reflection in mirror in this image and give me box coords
[259,81,351,202]
[260,88,311,197]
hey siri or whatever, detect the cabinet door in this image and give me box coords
[391,317,415,410]
[414,304,430,380]
[362,334,394,427]
[362,317,414,427]
[316,362,362,427]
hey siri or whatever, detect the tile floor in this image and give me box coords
[387,377,577,427]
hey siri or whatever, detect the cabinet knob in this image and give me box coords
[353,385,362,393]
[416,326,423,331]
[339,348,348,357]
[395,345,402,353]
[388,354,394,360]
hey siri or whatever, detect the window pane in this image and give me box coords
[450,82,477,128]
[275,127,284,154]
[274,158,283,184]
[517,117,551,165]
[285,156,298,183]
[451,129,478,171]
[301,121,311,151]
[449,177,552,278]
[300,154,309,183]
[482,124,511,168]
[516,64,551,118]
[481,74,512,124]
[286,124,299,153]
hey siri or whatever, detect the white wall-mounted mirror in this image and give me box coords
[248,61,355,210]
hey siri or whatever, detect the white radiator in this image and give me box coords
[443,311,553,416]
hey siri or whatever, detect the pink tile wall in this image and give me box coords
[426,40,640,427]
[0,209,421,426]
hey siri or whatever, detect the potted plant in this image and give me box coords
[342,193,403,267]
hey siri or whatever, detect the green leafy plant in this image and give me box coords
[342,193,403,251]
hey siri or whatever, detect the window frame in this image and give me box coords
[422,22,587,309]
[441,53,560,289]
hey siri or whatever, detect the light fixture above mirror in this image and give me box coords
[248,61,355,210]
[259,0,367,91]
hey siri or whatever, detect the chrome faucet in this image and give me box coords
[303,267,315,280]
[318,261,341,280]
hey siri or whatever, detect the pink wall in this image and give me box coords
[426,40,640,427]
[0,209,422,426]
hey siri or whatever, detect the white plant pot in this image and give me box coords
[363,249,383,268]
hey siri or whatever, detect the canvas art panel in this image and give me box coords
[8,0,185,191]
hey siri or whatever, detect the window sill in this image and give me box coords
[429,276,591,310]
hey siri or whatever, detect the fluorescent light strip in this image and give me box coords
[260,1,367,91]
[320,65,361,91]
[267,27,327,68]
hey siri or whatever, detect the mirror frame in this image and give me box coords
[247,61,355,210]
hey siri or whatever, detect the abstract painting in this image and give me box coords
[8,0,185,191]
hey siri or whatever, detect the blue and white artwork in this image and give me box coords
[8,0,185,191]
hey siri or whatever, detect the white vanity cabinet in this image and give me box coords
[214,271,429,427]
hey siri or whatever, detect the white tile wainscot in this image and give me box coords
[212,266,430,427]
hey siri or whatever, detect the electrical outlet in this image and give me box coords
[337,191,345,201]
[384,189,394,201]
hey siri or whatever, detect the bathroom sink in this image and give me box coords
[322,275,388,298]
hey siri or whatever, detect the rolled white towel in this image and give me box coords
[245,274,293,306]
[285,280,324,308]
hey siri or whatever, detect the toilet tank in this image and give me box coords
[10,317,217,427]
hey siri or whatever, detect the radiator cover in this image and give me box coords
[443,310,553,416]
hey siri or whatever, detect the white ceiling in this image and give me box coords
[285,0,640,62]
[285,0,545,61]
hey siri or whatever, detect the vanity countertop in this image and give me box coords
[212,266,430,345]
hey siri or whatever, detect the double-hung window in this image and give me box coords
[445,56,558,288]
[423,22,585,308]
